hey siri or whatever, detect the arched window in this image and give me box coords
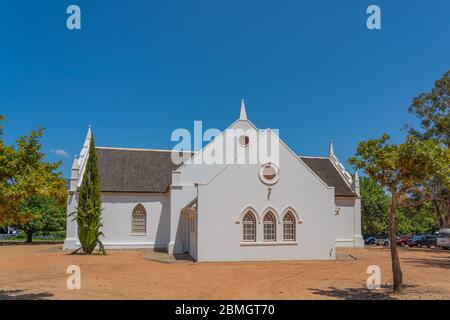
[263,211,276,241]
[242,211,256,242]
[283,211,296,241]
[132,204,147,235]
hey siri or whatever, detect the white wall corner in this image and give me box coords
[172,171,183,186]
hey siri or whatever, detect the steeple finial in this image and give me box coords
[239,98,247,120]
[329,140,335,157]
[85,125,92,141]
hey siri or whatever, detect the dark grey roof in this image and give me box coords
[299,157,356,197]
[96,147,193,193]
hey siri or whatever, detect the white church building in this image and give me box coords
[64,101,363,261]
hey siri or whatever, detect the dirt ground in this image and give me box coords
[0,244,449,300]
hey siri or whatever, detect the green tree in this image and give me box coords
[71,135,105,254]
[360,176,389,235]
[19,196,66,242]
[0,116,67,226]
[408,70,450,228]
[408,70,449,145]
[349,134,446,293]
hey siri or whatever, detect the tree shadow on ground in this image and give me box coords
[402,256,450,269]
[0,289,53,300]
[402,247,450,254]
[309,284,420,300]
[308,287,395,300]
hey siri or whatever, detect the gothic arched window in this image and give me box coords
[242,211,256,242]
[132,204,147,235]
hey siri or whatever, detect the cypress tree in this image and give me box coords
[72,135,105,254]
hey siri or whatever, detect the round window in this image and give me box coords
[239,135,250,147]
[259,163,279,185]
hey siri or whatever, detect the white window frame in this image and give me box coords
[259,163,280,185]
[283,212,296,241]
[263,211,276,241]
[242,211,256,242]
[131,204,147,235]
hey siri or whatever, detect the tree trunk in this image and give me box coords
[25,230,33,243]
[443,197,450,228]
[388,193,403,293]
[443,214,450,228]
[432,199,444,228]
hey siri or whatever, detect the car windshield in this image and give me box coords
[438,233,449,238]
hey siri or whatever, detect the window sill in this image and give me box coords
[130,233,147,236]
[240,241,298,246]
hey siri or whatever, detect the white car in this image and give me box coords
[437,228,450,249]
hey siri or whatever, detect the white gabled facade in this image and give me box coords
[64,101,363,261]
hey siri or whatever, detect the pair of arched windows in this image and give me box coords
[132,204,147,235]
[242,210,296,242]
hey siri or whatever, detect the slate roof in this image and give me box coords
[95,147,355,197]
[96,147,193,193]
[299,157,356,197]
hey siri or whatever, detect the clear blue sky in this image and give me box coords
[1,0,449,177]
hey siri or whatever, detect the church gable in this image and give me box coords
[200,129,335,195]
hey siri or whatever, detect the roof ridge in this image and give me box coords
[298,156,330,160]
[96,146,194,153]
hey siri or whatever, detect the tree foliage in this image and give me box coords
[360,176,389,235]
[19,196,66,242]
[407,70,450,227]
[71,135,105,254]
[0,115,67,226]
[408,70,449,146]
[360,176,438,236]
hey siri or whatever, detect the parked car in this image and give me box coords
[397,235,413,247]
[375,236,389,246]
[364,236,377,245]
[437,229,450,250]
[407,235,437,248]
[381,236,402,246]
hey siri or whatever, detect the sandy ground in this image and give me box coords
[0,244,449,300]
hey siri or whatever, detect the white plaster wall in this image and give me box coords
[63,193,78,249]
[64,192,170,249]
[168,185,197,253]
[334,197,357,247]
[196,136,336,261]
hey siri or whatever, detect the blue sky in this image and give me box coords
[1,0,449,177]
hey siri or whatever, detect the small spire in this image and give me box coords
[329,140,335,157]
[353,171,360,196]
[239,98,247,120]
[81,125,92,151]
[85,125,92,141]
[71,155,79,170]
